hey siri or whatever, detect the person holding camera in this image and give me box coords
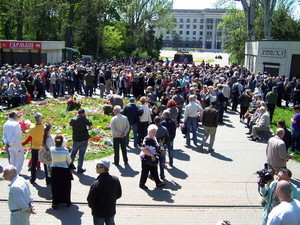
[259,168,300,225]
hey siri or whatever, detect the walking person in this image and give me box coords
[200,101,219,152]
[110,105,130,166]
[3,165,36,225]
[87,158,122,225]
[2,111,23,173]
[69,108,92,173]
[138,97,152,146]
[183,95,203,147]
[29,113,44,184]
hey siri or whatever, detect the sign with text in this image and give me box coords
[0,41,42,50]
[260,49,286,58]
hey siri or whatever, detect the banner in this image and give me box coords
[0,41,42,50]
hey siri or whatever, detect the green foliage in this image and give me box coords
[102,25,124,59]
[219,9,247,65]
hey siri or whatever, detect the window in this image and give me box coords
[193,25,197,29]
[173,18,177,23]
[186,31,189,35]
[206,18,213,23]
[187,19,190,23]
[180,25,183,29]
[180,18,183,23]
[166,31,169,34]
[193,37,196,41]
[179,31,183,35]
[200,25,203,29]
[193,31,196,35]
[217,31,222,36]
[200,31,203,35]
[207,31,212,36]
[207,25,213,30]
[186,37,189,41]
[200,19,204,23]
[186,25,190,29]
[193,19,197,23]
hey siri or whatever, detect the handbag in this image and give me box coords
[38,146,52,165]
[143,155,158,167]
[180,123,187,135]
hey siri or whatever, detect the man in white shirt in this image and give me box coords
[2,112,24,174]
[267,180,300,225]
[3,165,35,225]
[184,95,203,147]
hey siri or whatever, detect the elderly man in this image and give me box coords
[70,108,92,173]
[29,113,44,184]
[266,180,300,225]
[266,128,294,176]
[183,95,203,147]
[3,112,23,173]
[3,165,35,225]
[87,158,122,225]
[260,168,300,225]
[249,106,270,141]
[110,105,130,166]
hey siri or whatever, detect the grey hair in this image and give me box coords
[4,165,17,175]
[276,128,285,136]
[147,124,158,133]
[34,113,42,121]
[113,105,121,113]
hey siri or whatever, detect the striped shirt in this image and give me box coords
[50,146,71,168]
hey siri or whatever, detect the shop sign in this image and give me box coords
[0,41,42,50]
[260,49,286,58]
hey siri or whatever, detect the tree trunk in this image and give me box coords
[66,0,75,47]
[263,0,273,40]
[16,0,24,40]
[241,0,256,41]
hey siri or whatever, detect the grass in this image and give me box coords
[271,106,300,163]
[0,98,123,161]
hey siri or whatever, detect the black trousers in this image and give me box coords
[266,103,275,122]
[113,137,128,164]
[139,161,161,186]
[138,122,149,145]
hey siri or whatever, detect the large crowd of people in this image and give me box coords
[1,57,300,225]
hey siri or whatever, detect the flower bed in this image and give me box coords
[0,98,120,160]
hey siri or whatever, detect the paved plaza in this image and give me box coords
[1,109,300,224]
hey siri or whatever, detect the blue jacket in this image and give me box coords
[123,103,143,125]
[162,118,176,141]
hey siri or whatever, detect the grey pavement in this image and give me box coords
[1,109,300,225]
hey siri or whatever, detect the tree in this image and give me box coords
[218,9,247,64]
[102,25,124,58]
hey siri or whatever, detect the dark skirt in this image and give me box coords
[51,167,73,205]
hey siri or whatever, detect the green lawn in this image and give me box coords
[0,98,117,160]
[271,107,300,163]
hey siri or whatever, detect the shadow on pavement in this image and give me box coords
[143,188,175,203]
[210,151,233,162]
[116,164,139,177]
[76,173,96,186]
[127,146,140,155]
[166,166,188,179]
[46,204,84,225]
[32,183,52,200]
[163,179,182,191]
[291,178,300,188]
[173,149,190,161]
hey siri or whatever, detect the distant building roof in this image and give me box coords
[172,8,227,14]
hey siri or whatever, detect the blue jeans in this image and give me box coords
[291,129,300,152]
[186,117,197,145]
[159,150,166,177]
[71,140,88,170]
[126,123,138,147]
[59,83,66,96]
[93,215,115,225]
[166,140,174,165]
[85,85,93,97]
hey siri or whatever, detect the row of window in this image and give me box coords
[174,18,223,24]
[164,42,223,50]
[177,25,217,30]
[173,31,222,36]
[165,36,223,42]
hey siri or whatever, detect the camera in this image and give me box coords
[256,163,273,187]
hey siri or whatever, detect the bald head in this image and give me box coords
[276,180,292,202]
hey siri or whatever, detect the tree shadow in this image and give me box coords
[173,149,190,161]
[210,151,233,162]
[115,164,139,177]
[166,166,188,179]
[142,188,175,203]
[46,204,84,225]
[291,178,300,188]
[31,183,52,200]
[223,123,235,128]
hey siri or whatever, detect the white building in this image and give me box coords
[245,41,300,78]
[159,9,226,52]
[0,40,65,65]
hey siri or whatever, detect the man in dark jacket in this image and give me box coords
[123,97,143,148]
[161,110,176,167]
[200,101,219,152]
[69,108,92,173]
[87,158,122,225]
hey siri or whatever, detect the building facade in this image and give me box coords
[159,9,226,52]
[245,41,300,78]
